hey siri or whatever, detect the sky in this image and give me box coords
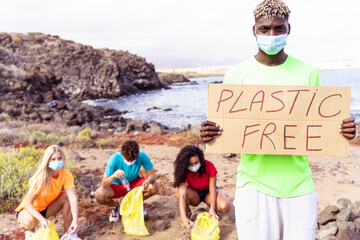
[1,0,360,68]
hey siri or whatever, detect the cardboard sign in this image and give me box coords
[206,84,351,157]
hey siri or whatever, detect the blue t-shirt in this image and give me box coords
[104,151,153,184]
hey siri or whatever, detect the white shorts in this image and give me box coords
[233,185,318,240]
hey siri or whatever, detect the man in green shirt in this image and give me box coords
[200,0,356,239]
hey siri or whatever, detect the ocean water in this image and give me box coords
[84,69,360,128]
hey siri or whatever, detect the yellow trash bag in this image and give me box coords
[29,221,60,240]
[191,212,220,240]
[120,186,149,236]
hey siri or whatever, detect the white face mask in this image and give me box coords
[188,163,201,172]
[124,158,136,166]
[256,34,287,55]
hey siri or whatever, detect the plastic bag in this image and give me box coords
[30,221,60,240]
[60,233,82,240]
[191,212,220,240]
[120,186,149,236]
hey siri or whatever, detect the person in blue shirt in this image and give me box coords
[95,140,159,222]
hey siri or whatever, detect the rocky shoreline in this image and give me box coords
[0,32,190,132]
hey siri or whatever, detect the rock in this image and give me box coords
[354,218,360,231]
[167,212,175,219]
[43,91,54,102]
[318,205,340,225]
[350,206,360,220]
[352,201,360,209]
[323,205,341,215]
[146,106,161,111]
[69,151,83,162]
[223,153,237,158]
[337,208,352,222]
[318,213,336,226]
[316,222,338,240]
[0,32,192,131]
[152,220,167,231]
[47,100,57,108]
[96,215,108,222]
[40,112,52,121]
[337,222,356,235]
[158,72,190,85]
[146,121,168,135]
[29,112,39,120]
[337,198,351,209]
[337,226,360,240]
[320,236,337,240]
[222,215,236,224]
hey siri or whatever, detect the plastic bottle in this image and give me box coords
[120,177,130,191]
[60,232,82,240]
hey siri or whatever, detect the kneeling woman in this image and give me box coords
[15,145,78,240]
[174,145,230,229]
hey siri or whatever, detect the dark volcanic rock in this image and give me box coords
[0,32,178,131]
[158,72,190,85]
[0,32,164,100]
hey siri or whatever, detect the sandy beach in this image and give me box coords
[1,140,360,239]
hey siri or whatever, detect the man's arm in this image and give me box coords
[142,168,158,188]
[101,169,125,188]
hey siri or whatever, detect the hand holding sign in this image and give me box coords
[200,121,223,143]
[339,117,356,140]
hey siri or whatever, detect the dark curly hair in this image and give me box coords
[173,145,206,188]
[121,140,139,161]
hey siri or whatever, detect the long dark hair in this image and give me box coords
[173,145,206,188]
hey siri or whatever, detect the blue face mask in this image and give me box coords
[48,160,64,171]
[188,163,201,172]
[256,34,287,55]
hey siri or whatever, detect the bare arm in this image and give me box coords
[64,187,79,234]
[142,168,158,188]
[101,170,125,188]
[24,193,49,229]
[208,177,218,220]
[178,183,193,229]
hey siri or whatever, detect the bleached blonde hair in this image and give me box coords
[254,0,291,20]
[28,145,66,196]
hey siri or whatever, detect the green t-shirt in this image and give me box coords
[223,55,322,198]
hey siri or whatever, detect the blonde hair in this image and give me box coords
[28,145,66,196]
[254,0,291,20]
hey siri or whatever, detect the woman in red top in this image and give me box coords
[174,145,230,229]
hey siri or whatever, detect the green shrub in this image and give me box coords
[0,146,43,201]
[0,113,10,122]
[190,124,201,138]
[26,130,60,145]
[96,138,114,149]
[75,128,96,147]
[0,128,21,146]
[76,128,96,139]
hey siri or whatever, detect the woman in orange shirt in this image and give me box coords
[15,145,78,240]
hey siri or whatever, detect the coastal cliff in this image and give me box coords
[0,32,164,100]
[0,32,186,131]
